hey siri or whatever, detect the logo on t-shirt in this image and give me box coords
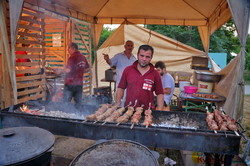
[143,83,152,91]
[77,61,86,68]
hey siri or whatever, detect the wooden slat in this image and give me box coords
[45,43,64,46]
[45,24,64,28]
[16,47,46,52]
[16,39,45,45]
[16,68,41,75]
[17,79,46,89]
[17,86,43,96]
[16,53,46,59]
[45,57,63,60]
[45,47,65,51]
[44,29,64,33]
[45,39,65,42]
[16,61,41,67]
[20,16,45,25]
[16,74,45,82]
[19,24,43,32]
[22,8,45,19]
[17,92,46,104]
[18,32,43,39]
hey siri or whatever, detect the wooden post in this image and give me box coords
[0,0,17,105]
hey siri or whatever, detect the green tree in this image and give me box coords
[146,25,204,51]
[97,27,115,48]
[245,35,250,71]
[146,20,241,63]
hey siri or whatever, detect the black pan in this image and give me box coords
[69,139,159,166]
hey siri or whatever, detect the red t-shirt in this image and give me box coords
[65,51,89,85]
[118,61,164,109]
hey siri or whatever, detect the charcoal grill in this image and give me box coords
[0,100,244,165]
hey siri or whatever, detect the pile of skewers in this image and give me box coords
[206,107,239,136]
[85,101,153,129]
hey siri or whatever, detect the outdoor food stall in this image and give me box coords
[0,0,249,165]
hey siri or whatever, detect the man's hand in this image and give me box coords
[103,53,111,65]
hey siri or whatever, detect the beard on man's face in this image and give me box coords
[138,62,149,68]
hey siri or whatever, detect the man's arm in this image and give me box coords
[115,88,124,105]
[103,53,111,65]
[164,88,172,95]
[156,94,164,110]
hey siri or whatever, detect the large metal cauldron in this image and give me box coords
[70,139,159,166]
[0,127,55,166]
[195,70,221,82]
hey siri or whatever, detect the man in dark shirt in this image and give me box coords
[62,42,90,108]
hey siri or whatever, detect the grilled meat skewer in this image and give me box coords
[86,104,110,121]
[142,109,153,128]
[104,107,126,123]
[116,106,135,124]
[131,106,143,125]
[96,104,119,121]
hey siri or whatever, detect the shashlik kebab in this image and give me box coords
[206,111,219,131]
[142,109,153,128]
[95,104,119,121]
[103,107,126,123]
[206,109,238,133]
[116,106,135,124]
[86,104,111,121]
[130,106,144,129]
[103,102,132,124]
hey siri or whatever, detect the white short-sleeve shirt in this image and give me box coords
[110,52,136,86]
[161,73,175,105]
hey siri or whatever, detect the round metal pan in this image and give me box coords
[192,92,226,102]
[70,139,159,166]
[195,70,221,82]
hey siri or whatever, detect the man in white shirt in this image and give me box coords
[155,61,175,111]
[103,40,136,106]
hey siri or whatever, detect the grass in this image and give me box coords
[240,95,250,155]
[244,70,250,85]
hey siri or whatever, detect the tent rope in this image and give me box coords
[147,30,152,44]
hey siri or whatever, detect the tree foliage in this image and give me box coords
[146,20,241,63]
[97,27,115,48]
[245,35,250,71]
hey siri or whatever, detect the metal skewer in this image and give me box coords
[234,131,240,136]
[133,99,138,107]
[148,102,151,110]
[145,103,151,128]
[130,123,134,129]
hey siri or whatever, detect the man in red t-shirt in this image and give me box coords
[116,44,164,110]
[61,42,89,108]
